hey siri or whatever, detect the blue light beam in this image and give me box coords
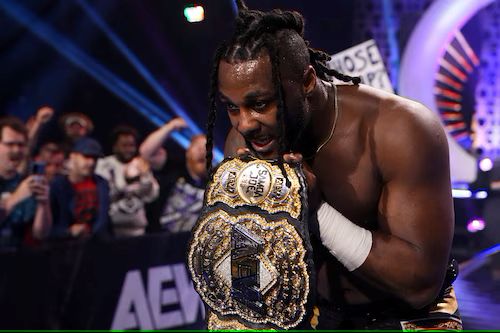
[0,0,194,150]
[230,0,238,15]
[75,0,203,136]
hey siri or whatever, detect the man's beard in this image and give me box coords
[242,107,307,159]
[8,153,24,163]
[117,153,134,163]
[282,102,307,153]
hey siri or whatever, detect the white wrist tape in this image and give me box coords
[317,202,372,271]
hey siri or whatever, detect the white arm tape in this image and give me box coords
[317,202,372,271]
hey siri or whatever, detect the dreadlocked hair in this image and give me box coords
[309,47,362,84]
[206,43,227,175]
[205,0,360,176]
[264,35,290,186]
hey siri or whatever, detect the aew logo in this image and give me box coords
[111,263,205,330]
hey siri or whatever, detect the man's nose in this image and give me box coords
[11,144,25,154]
[86,157,96,167]
[10,145,20,153]
[237,109,259,135]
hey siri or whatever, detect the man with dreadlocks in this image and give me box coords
[200,1,461,330]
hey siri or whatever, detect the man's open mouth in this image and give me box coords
[250,137,274,152]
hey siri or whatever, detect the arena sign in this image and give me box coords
[327,39,394,93]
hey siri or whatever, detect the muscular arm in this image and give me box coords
[356,101,454,308]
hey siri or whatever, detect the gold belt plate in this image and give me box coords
[206,159,302,218]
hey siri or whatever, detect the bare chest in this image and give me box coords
[311,140,382,228]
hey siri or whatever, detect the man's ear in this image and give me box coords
[303,65,317,95]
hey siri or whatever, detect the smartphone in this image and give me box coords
[30,161,46,175]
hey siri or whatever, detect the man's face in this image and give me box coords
[37,143,59,161]
[218,53,307,159]
[35,143,65,181]
[69,152,96,178]
[65,121,89,141]
[113,134,137,163]
[186,135,207,179]
[0,127,27,179]
[45,152,66,181]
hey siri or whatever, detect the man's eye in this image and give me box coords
[226,103,239,112]
[253,101,267,111]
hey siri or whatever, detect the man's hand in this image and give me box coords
[126,157,150,177]
[11,176,35,204]
[35,106,54,124]
[26,106,55,144]
[3,175,50,214]
[135,157,151,175]
[232,148,323,213]
[235,147,252,158]
[284,152,322,213]
[167,117,188,132]
[29,176,50,204]
[69,223,90,237]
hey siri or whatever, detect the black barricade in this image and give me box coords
[0,233,205,330]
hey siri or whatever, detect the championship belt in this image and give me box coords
[187,156,315,330]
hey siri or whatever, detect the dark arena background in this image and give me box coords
[1,0,500,330]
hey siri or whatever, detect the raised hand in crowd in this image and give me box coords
[26,106,54,146]
[35,106,55,124]
[139,117,188,170]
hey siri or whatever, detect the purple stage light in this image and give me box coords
[467,218,486,233]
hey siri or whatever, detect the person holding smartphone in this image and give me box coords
[0,116,52,248]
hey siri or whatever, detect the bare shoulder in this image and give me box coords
[380,89,449,177]
[360,85,449,180]
[341,84,445,141]
[224,128,247,157]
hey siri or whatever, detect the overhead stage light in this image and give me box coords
[479,157,493,172]
[184,5,204,23]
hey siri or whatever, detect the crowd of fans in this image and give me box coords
[0,107,207,250]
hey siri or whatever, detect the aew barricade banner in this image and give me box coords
[0,233,204,330]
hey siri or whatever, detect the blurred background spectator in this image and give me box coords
[50,137,109,239]
[140,118,207,233]
[0,116,52,248]
[33,142,66,182]
[58,112,94,155]
[96,125,158,237]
